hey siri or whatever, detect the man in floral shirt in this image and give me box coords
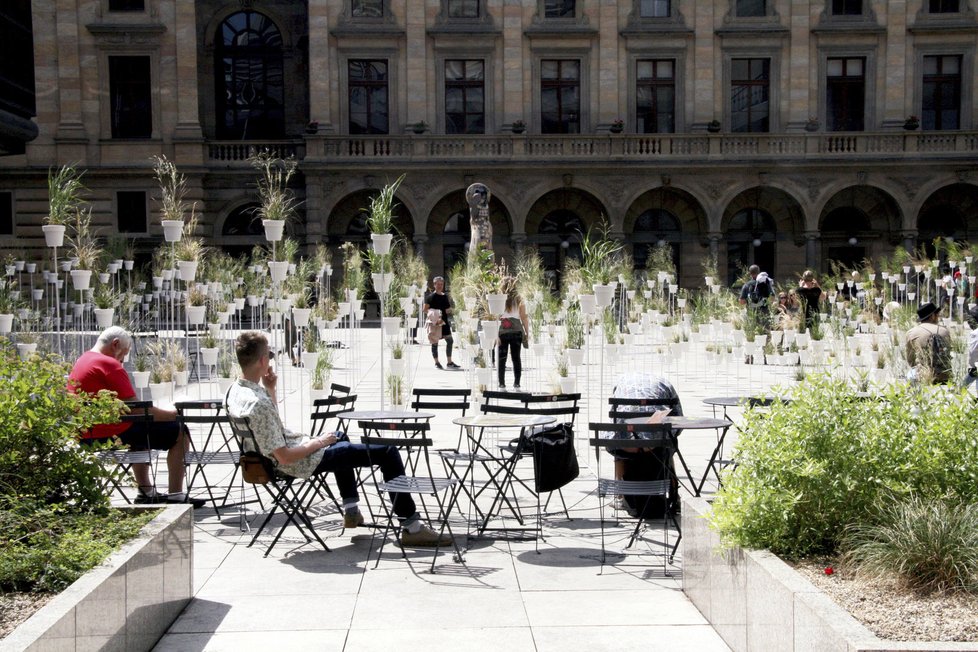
[226,331,451,547]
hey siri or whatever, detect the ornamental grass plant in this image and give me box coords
[710,374,978,560]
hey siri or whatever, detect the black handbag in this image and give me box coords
[526,423,579,493]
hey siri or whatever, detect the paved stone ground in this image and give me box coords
[141,329,798,651]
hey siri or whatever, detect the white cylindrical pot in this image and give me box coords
[32,289,43,301]
[124,260,134,271]
[372,272,394,294]
[389,358,406,376]
[174,370,189,387]
[161,219,184,242]
[578,294,597,315]
[70,269,92,291]
[132,371,150,389]
[186,304,206,325]
[98,272,110,284]
[0,314,12,333]
[356,309,365,320]
[217,377,234,394]
[566,348,585,366]
[246,295,259,307]
[200,347,220,367]
[262,219,285,242]
[481,319,500,342]
[487,293,507,316]
[152,276,163,289]
[337,302,351,317]
[148,382,168,402]
[16,343,37,361]
[382,316,401,337]
[208,322,222,337]
[398,297,414,314]
[301,351,319,370]
[292,307,312,328]
[267,261,289,283]
[559,377,577,394]
[234,297,245,311]
[177,260,199,283]
[351,298,362,313]
[93,308,115,328]
[593,284,615,307]
[42,224,66,248]
[475,368,492,387]
[370,232,393,255]
[268,311,283,326]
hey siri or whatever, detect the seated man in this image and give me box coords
[225,331,451,547]
[68,326,204,507]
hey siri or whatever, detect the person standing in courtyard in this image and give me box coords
[906,301,952,384]
[739,264,774,330]
[796,269,825,330]
[423,275,460,370]
[496,277,529,389]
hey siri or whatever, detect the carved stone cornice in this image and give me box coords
[85,23,167,48]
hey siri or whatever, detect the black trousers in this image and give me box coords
[497,333,523,386]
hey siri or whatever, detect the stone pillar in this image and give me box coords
[881,1,909,128]
[597,0,619,126]
[692,1,717,128]
[787,0,814,131]
[304,179,325,247]
[707,232,723,260]
[173,0,201,139]
[53,0,88,149]
[510,232,527,254]
[902,230,917,253]
[502,0,524,127]
[308,0,332,132]
[804,231,820,270]
[413,233,428,258]
[405,0,427,127]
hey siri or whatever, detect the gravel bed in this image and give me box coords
[0,593,56,640]
[793,559,978,643]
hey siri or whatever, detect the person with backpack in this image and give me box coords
[739,264,774,328]
[906,301,952,384]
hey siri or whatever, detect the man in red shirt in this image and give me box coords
[69,326,203,507]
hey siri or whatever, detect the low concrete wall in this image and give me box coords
[1,504,193,652]
[682,497,976,652]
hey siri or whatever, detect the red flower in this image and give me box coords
[824,566,834,575]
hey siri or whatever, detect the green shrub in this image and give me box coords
[0,340,123,509]
[842,495,978,594]
[709,374,978,558]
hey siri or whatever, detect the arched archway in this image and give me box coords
[916,183,978,257]
[818,185,901,270]
[215,11,285,139]
[722,186,804,285]
[219,202,265,258]
[526,187,607,290]
[426,191,512,276]
[820,207,872,271]
[624,187,707,284]
[327,190,414,244]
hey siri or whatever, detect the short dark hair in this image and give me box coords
[235,331,268,369]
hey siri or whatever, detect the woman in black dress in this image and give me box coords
[423,276,460,369]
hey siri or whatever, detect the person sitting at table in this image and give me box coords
[225,330,451,546]
[68,326,205,507]
[906,301,952,385]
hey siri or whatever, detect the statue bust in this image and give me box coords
[465,182,492,256]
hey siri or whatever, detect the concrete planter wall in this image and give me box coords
[682,497,974,652]
[1,504,193,652]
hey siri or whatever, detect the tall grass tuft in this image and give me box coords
[842,494,978,594]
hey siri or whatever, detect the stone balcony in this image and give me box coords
[204,131,978,168]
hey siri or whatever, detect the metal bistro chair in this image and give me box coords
[227,415,331,557]
[94,400,158,504]
[309,386,358,437]
[608,395,696,495]
[588,422,682,572]
[411,387,472,449]
[358,420,462,572]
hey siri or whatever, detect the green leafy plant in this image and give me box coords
[152,155,193,223]
[311,344,334,390]
[579,219,624,286]
[92,282,117,310]
[46,165,86,226]
[387,373,404,405]
[250,151,300,222]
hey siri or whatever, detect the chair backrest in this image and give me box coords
[481,392,580,425]
[227,415,262,455]
[608,396,679,421]
[358,420,434,472]
[328,382,352,398]
[310,393,358,436]
[411,387,471,415]
[120,400,153,424]
[587,421,676,452]
[227,414,278,484]
[482,389,532,405]
[175,400,232,450]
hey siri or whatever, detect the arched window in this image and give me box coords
[537,210,586,290]
[216,11,285,139]
[442,211,471,272]
[222,203,263,236]
[633,208,681,272]
[727,208,776,285]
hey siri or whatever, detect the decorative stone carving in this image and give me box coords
[466,183,492,255]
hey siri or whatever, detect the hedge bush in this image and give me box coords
[709,374,978,558]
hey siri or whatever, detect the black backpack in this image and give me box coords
[748,277,773,307]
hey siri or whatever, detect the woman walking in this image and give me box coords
[497,277,529,388]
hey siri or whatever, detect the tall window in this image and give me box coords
[445,60,485,134]
[730,58,770,133]
[108,0,144,10]
[352,0,384,18]
[0,192,12,236]
[109,56,152,139]
[349,60,389,134]
[541,60,580,134]
[215,11,284,140]
[831,0,862,15]
[117,191,147,233]
[736,0,766,17]
[827,57,865,131]
[448,0,479,17]
[923,55,961,130]
[640,0,670,17]
[726,208,775,284]
[544,0,575,18]
[929,0,960,12]
[637,59,675,133]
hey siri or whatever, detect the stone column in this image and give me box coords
[308,0,332,132]
[902,230,917,253]
[405,0,427,127]
[597,0,619,126]
[787,0,814,131]
[53,0,88,149]
[804,231,820,270]
[173,0,203,162]
[502,0,524,127]
[510,232,527,254]
[692,1,717,128]
[304,179,325,247]
[881,1,909,128]
[413,233,428,258]
[707,231,723,260]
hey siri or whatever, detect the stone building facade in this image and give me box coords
[1,0,977,287]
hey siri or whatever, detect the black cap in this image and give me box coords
[917,302,940,322]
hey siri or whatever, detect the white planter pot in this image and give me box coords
[372,272,393,294]
[337,302,351,317]
[559,377,577,394]
[16,342,37,360]
[398,297,414,314]
[262,219,285,242]
[32,289,43,301]
[566,348,585,366]
[177,260,199,283]
[486,293,507,316]
[186,304,206,325]
[389,358,406,376]
[200,347,220,367]
[217,377,234,394]
[531,342,547,356]
[0,314,12,333]
[148,382,168,402]
[124,260,134,271]
[174,370,189,387]
[593,284,615,308]
[309,388,328,402]
[268,311,283,326]
[246,295,260,307]
[208,322,222,337]
[351,298,362,313]
[70,269,92,291]
[234,297,245,311]
[267,261,289,284]
[42,224,66,247]
[301,351,319,370]
[132,371,150,389]
[481,319,500,342]
[98,272,110,284]
[292,307,312,328]
[161,220,184,242]
[94,308,115,328]
[475,367,492,387]
[370,232,393,255]
[382,316,401,337]
[356,309,365,321]
[578,293,597,315]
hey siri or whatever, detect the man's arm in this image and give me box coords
[246,391,336,466]
[270,433,336,466]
